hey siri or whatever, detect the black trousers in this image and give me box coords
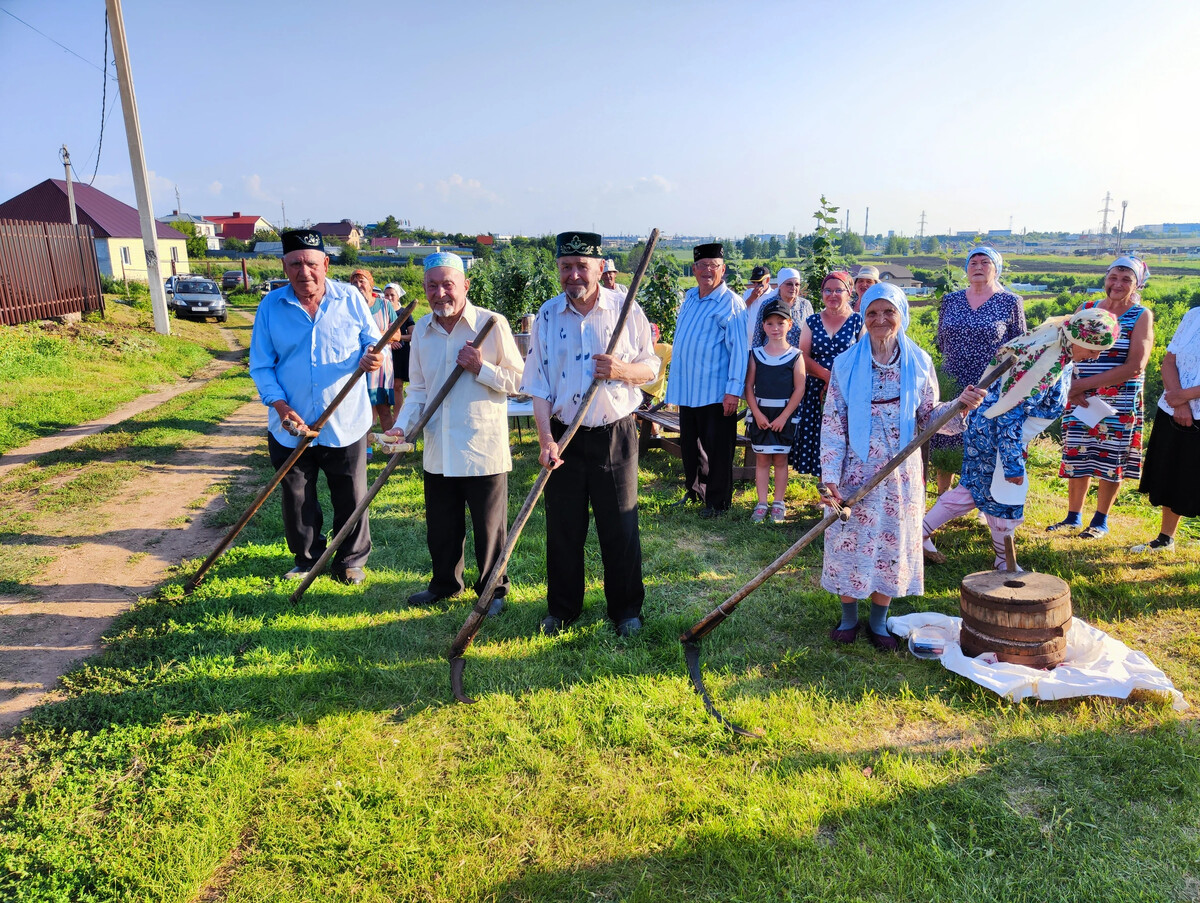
[545,416,644,623]
[424,470,510,599]
[268,433,371,573]
[678,403,738,511]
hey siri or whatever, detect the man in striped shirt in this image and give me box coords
[665,243,749,518]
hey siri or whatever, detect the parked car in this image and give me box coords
[164,275,181,294]
[258,277,289,294]
[221,269,246,291]
[171,278,227,322]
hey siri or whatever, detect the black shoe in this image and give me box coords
[333,567,366,585]
[539,615,565,636]
[671,491,702,508]
[486,595,505,618]
[407,589,448,606]
[614,617,642,638]
[699,506,726,519]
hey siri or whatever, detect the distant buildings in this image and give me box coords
[0,178,189,279]
[158,211,221,250]
[205,212,275,243]
[311,219,363,248]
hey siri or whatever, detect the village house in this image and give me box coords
[205,212,275,244]
[312,219,364,249]
[157,211,221,250]
[0,179,189,280]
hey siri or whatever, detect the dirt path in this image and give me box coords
[0,320,267,734]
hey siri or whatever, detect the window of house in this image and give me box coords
[120,246,131,266]
[171,246,179,262]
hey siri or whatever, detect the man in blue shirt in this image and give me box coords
[248,229,384,584]
[665,243,749,518]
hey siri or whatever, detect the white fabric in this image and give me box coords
[396,302,525,476]
[988,416,1053,506]
[889,612,1187,711]
[1160,307,1200,419]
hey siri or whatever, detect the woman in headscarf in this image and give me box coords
[790,270,863,478]
[383,282,415,413]
[923,309,1121,571]
[929,246,1027,494]
[749,267,813,348]
[1132,302,1200,553]
[852,265,879,313]
[1050,256,1155,537]
[349,268,397,432]
[821,284,985,650]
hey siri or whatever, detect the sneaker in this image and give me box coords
[1131,536,1175,553]
[1046,519,1082,533]
[768,501,786,524]
[751,503,768,523]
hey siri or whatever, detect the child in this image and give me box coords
[745,299,806,523]
[922,308,1120,570]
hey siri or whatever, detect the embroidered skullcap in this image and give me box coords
[424,252,464,273]
[556,231,603,258]
[281,229,325,255]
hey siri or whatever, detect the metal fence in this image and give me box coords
[0,219,105,325]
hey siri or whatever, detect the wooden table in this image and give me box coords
[634,406,758,482]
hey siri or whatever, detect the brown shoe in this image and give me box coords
[923,547,947,565]
[867,630,899,652]
[829,621,861,644]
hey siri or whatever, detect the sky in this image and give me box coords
[2,0,1198,240]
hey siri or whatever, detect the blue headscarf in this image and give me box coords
[966,246,1002,277]
[1107,255,1150,288]
[832,282,931,462]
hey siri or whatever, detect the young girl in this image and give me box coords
[746,299,806,523]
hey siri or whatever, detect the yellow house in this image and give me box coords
[0,178,190,281]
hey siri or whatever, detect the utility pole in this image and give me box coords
[175,184,181,216]
[1099,191,1114,251]
[281,200,287,230]
[106,0,170,335]
[918,210,927,247]
[864,207,869,239]
[59,145,78,226]
[1116,200,1128,255]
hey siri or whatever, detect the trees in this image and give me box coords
[786,231,798,257]
[838,231,865,256]
[800,195,847,298]
[884,234,910,256]
[170,220,207,259]
[767,235,782,257]
[467,246,558,324]
[740,235,760,259]
[639,254,684,342]
[922,235,941,254]
[376,215,402,237]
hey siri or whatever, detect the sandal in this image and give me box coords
[768,501,786,524]
[1046,519,1082,533]
[1079,525,1109,539]
[751,503,768,523]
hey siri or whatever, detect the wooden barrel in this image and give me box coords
[959,569,1072,669]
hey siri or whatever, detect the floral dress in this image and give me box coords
[789,311,863,476]
[820,354,963,600]
[960,375,1066,520]
[365,296,396,405]
[1060,301,1147,482]
[929,289,1026,455]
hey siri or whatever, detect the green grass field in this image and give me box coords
[1,413,1196,901]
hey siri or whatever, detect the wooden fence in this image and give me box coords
[0,219,105,326]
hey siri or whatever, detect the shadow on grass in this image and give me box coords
[478,726,1199,903]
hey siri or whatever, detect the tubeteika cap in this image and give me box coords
[424,251,465,273]
[281,228,325,255]
[556,231,603,258]
[693,242,724,262]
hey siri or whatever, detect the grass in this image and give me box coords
[0,303,237,454]
[0,416,1196,901]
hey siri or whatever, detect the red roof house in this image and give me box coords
[205,212,275,242]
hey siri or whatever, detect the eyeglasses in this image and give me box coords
[822,286,848,294]
[693,261,723,271]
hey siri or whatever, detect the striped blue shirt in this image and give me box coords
[249,279,382,448]
[665,282,748,406]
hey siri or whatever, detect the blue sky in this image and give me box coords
[2,0,1197,238]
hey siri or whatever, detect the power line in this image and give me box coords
[89,10,110,184]
[0,6,116,80]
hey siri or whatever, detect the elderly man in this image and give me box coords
[600,259,627,295]
[853,265,879,313]
[248,228,384,584]
[388,253,524,611]
[666,242,749,517]
[522,231,660,637]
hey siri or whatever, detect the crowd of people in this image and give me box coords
[248,228,1194,650]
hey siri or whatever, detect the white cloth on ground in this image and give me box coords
[888,611,1187,712]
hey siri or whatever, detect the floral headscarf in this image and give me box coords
[984,308,1120,418]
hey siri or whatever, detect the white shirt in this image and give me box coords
[520,287,660,428]
[396,302,524,476]
[1159,306,1200,419]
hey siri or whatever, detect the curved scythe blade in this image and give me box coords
[683,641,762,738]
